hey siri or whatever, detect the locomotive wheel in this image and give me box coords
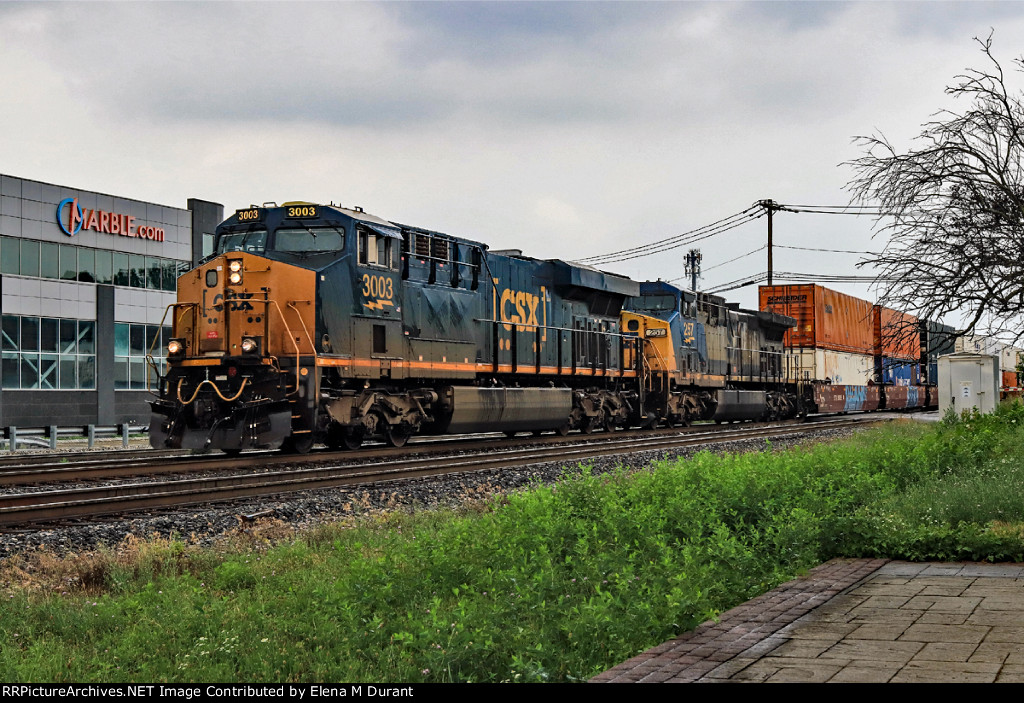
[282,434,314,455]
[581,417,596,434]
[324,425,344,451]
[504,431,518,439]
[343,433,363,450]
[223,448,243,457]
[386,425,412,448]
[556,423,570,437]
[532,430,544,437]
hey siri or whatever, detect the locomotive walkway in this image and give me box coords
[591,559,1024,683]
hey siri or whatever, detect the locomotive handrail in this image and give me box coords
[146,302,201,396]
[156,298,311,399]
[476,317,639,377]
[642,335,672,375]
[268,298,307,397]
[286,301,317,356]
[473,318,639,340]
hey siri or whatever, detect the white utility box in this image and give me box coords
[936,353,1000,415]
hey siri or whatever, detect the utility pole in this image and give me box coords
[684,248,702,291]
[757,199,795,286]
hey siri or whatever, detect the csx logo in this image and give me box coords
[492,283,547,340]
[212,291,255,312]
[498,289,540,330]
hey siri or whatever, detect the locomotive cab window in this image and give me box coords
[216,228,267,256]
[358,227,397,269]
[272,226,344,254]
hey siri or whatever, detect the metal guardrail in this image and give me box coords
[2,424,148,451]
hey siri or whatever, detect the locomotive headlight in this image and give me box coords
[240,336,260,355]
[227,260,243,285]
[167,338,186,358]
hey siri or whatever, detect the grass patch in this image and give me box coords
[3,403,1024,682]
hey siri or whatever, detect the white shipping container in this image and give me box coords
[1001,344,1023,373]
[955,334,1002,356]
[786,348,874,385]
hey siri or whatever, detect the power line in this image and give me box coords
[578,205,763,265]
[775,204,885,216]
[775,203,881,210]
[775,244,873,254]
[672,244,766,282]
[770,271,892,283]
[579,198,886,272]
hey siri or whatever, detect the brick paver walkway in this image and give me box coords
[591,559,1024,683]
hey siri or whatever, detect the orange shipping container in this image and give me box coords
[872,306,919,361]
[1003,370,1019,389]
[759,284,874,354]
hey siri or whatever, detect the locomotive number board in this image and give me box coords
[285,205,319,218]
[235,208,263,222]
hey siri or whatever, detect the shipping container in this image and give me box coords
[1001,345,1023,373]
[922,321,956,362]
[873,306,919,361]
[786,347,874,385]
[880,357,919,386]
[759,284,874,354]
[1002,370,1019,389]
[955,334,1002,356]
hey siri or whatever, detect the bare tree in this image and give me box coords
[847,34,1024,341]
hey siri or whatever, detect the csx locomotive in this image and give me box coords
[148,202,800,452]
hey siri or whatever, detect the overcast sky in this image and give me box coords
[3,1,1023,316]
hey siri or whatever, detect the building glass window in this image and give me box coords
[146,256,162,290]
[0,316,96,390]
[78,248,95,283]
[114,322,170,390]
[59,245,77,281]
[130,254,146,288]
[95,250,113,284]
[40,318,58,353]
[2,316,19,351]
[114,253,130,286]
[0,239,187,291]
[20,240,39,278]
[21,317,38,352]
[1,237,18,275]
[40,242,59,279]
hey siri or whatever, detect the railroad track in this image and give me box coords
[0,416,887,529]
[0,413,883,487]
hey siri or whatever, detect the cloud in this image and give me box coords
[4,1,1024,316]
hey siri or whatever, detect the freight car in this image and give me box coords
[149,202,658,452]
[759,284,942,413]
